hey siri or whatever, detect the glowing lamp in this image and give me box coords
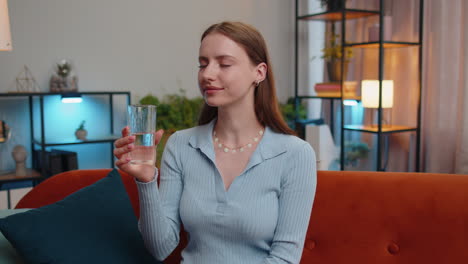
[361,80,394,108]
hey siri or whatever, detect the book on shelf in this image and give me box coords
[34,150,63,177]
[34,149,78,177]
[314,81,357,97]
[51,149,78,171]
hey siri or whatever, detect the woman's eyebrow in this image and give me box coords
[198,55,235,61]
[216,55,235,60]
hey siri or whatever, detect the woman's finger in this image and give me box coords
[114,135,135,148]
[121,126,131,137]
[115,154,131,167]
[154,129,165,145]
[113,144,133,159]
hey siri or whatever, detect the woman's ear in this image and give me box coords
[255,62,267,83]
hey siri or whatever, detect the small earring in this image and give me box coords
[255,80,260,87]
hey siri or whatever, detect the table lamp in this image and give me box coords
[0,0,12,51]
[361,80,394,127]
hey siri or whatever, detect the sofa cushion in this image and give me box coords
[0,169,159,263]
[0,209,30,264]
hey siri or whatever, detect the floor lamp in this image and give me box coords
[0,0,12,51]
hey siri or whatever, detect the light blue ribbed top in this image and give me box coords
[136,120,317,263]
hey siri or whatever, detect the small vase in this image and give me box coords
[49,75,78,93]
[326,60,348,82]
[75,129,87,140]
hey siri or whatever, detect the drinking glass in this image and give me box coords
[127,105,157,165]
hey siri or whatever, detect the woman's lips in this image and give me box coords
[204,86,224,95]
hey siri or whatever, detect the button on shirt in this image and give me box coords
[136,120,317,263]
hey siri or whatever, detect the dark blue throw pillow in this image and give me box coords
[0,169,159,263]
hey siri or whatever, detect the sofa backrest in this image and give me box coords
[15,169,468,263]
[303,170,468,263]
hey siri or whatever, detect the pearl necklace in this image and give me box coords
[213,129,264,153]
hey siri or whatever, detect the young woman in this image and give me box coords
[114,21,317,264]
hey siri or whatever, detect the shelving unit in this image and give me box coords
[294,0,423,172]
[297,9,379,21]
[0,91,130,178]
[0,169,41,208]
[343,125,417,134]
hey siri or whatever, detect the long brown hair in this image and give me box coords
[198,21,295,135]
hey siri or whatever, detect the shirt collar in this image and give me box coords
[188,119,287,163]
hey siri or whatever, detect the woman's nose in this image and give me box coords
[201,64,217,81]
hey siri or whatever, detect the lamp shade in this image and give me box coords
[361,80,394,108]
[0,0,12,51]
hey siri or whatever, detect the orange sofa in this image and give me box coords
[14,169,468,263]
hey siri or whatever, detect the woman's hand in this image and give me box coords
[114,126,164,183]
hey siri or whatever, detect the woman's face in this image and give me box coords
[198,33,263,108]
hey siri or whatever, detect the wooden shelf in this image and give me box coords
[344,125,417,134]
[346,41,421,48]
[0,169,42,183]
[0,91,130,97]
[298,95,361,100]
[298,9,379,21]
[34,135,121,147]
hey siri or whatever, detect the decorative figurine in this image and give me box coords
[11,145,27,176]
[15,65,40,92]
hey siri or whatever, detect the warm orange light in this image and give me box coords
[361,80,394,108]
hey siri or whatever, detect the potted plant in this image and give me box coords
[322,27,354,82]
[50,59,78,93]
[320,0,347,11]
[56,61,71,79]
[75,120,87,140]
[280,97,307,129]
[344,141,370,167]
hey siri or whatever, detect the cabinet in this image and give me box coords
[0,91,130,181]
[294,0,423,172]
